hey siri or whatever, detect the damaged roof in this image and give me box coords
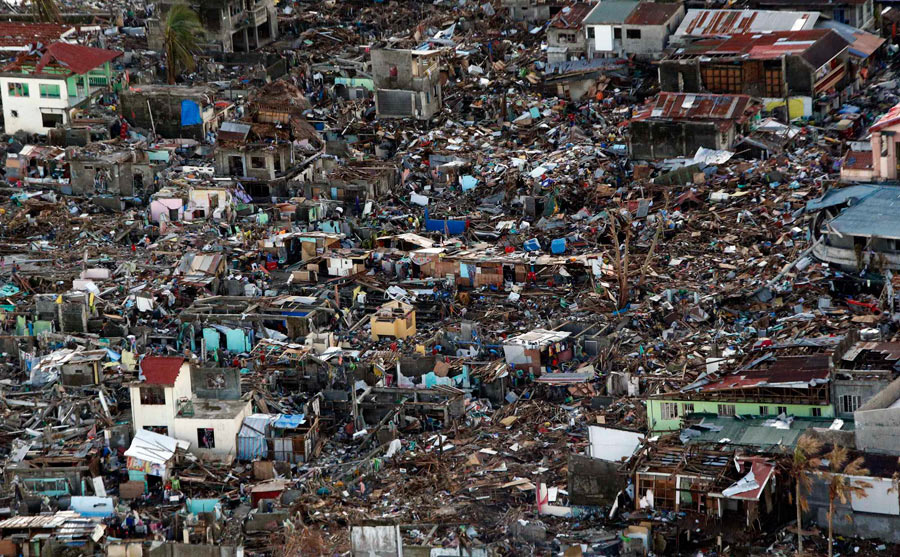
[670,29,849,66]
[139,356,185,385]
[675,9,819,38]
[624,2,682,26]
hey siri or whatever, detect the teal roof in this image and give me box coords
[584,0,639,25]
[682,414,853,449]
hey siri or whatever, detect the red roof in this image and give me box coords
[631,92,756,132]
[0,23,72,49]
[3,41,121,76]
[676,29,846,65]
[140,357,185,385]
[700,354,831,392]
[624,2,681,26]
[550,3,593,29]
[36,42,121,75]
[870,102,900,133]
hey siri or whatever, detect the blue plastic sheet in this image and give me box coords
[180,100,202,127]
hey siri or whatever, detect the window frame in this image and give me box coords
[139,386,166,405]
[197,427,216,449]
[39,83,61,99]
[660,402,679,420]
[7,82,28,97]
[717,404,736,417]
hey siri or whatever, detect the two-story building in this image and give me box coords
[659,29,850,119]
[148,0,277,53]
[130,356,251,461]
[547,3,592,65]
[371,49,442,120]
[0,42,121,134]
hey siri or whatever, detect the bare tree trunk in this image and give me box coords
[796,481,804,556]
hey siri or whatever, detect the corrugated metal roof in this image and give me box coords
[624,2,682,26]
[583,0,639,25]
[550,3,593,29]
[829,186,900,240]
[631,93,755,132]
[675,9,819,38]
[672,29,848,65]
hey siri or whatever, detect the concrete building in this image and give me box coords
[130,356,251,461]
[806,185,900,271]
[583,0,638,58]
[546,3,592,65]
[628,92,759,160]
[67,147,163,198]
[119,85,233,140]
[148,0,277,53]
[0,42,121,135]
[371,49,442,120]
[370,300,416,341]
[501,0,556,23]
[620,2,685,58]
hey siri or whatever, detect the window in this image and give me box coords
[139,386,165,405]
[840,394,861,414]
[717,404,736,417]
[682,403,695,415]
[811,407,822,417]
[9,110,17,118]
[613,27,621,39]
[625,29,641,39]
[587,27,595,39]
[41,112,63,128]
[143,425,169,436]
[759,405,769,416]
[197,428,215,448]
[660,402,679,420]
[39,83,60,99]
[777,406,788,415]
[7,82,28,97]
[701,65,743,94]
[764,68,783,98]
[250,156,265,169]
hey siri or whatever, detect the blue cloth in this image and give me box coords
[180,100,202,127]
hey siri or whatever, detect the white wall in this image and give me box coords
[0,76,73,135]
[172,402,251,460]
[588,24,615,53]
[130,362,192,436]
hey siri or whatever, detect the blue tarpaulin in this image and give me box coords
[181,100,202,127]
[274,414,306,428]
[424,209,466,235]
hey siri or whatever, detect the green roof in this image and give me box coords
[682,414,853,449]
[583,1,640,25]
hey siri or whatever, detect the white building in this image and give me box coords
[130,356,251,461]
[0,42,121,135]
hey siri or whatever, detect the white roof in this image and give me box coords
[505,328,571,347]
[124,428,188,465]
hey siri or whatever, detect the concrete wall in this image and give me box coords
[130,363,192,437]
[120,89,215,140]
[547,27,587,60]
[172,402,250,460]
[622,8,683,57]
[855,376,900,455]
[807,473,900,543]
[834,380,890,418]
[658,60,701,93]
[191,367,242,400]
[629,120,726,160]
[568,454,622,505]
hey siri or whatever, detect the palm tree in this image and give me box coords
[162,4,203,84]
[31,0,61,23]
[789,434,822,556]
[821,446,871,557]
